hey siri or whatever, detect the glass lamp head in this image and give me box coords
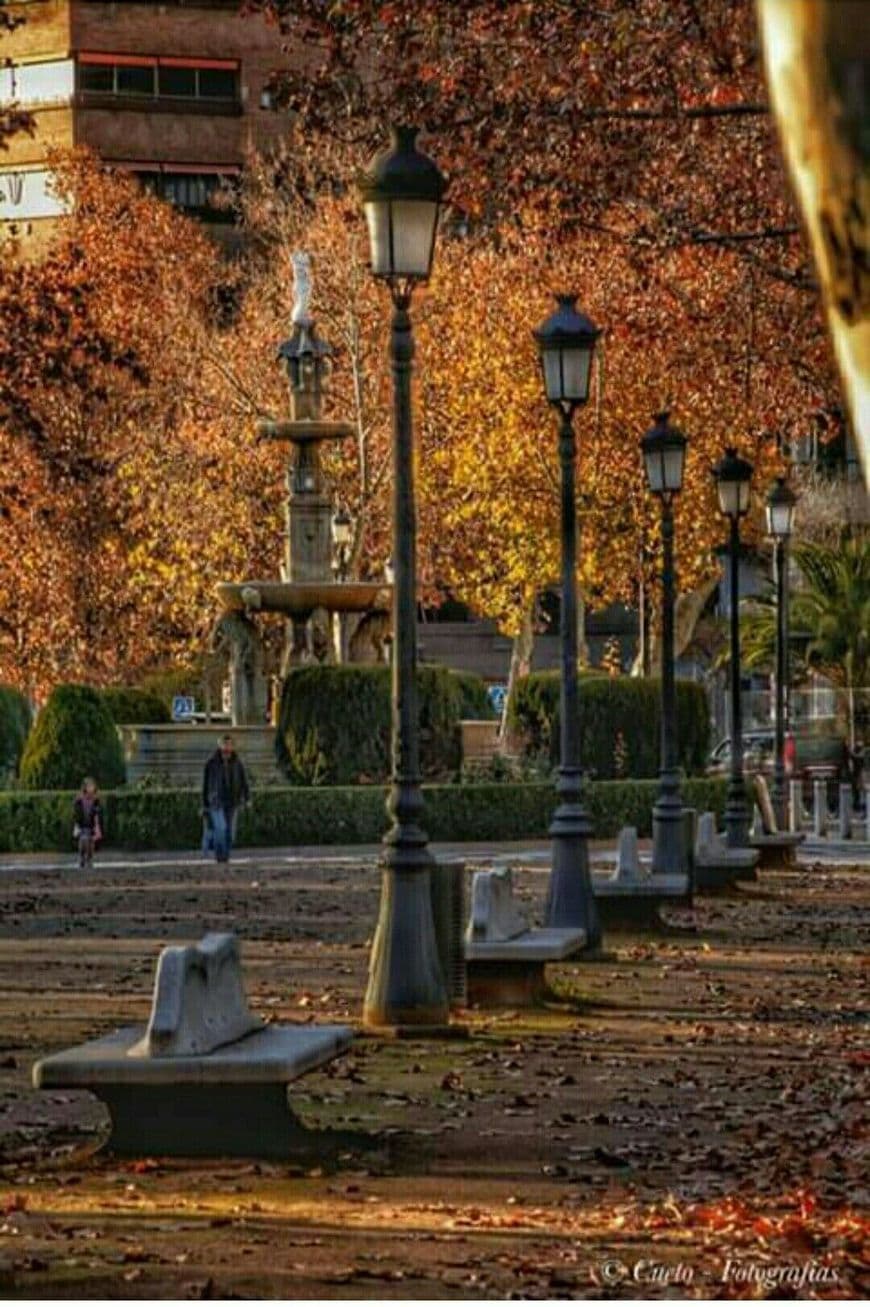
[359,125,447,282]
[714,446,753,519]
[532,294,600,408]
[765,475,797,539]
[641,410,688,497]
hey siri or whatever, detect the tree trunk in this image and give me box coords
[756,0,869,474]
[500,603,535,747]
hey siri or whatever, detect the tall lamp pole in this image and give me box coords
[359,126,448,1029]
[766,475,798,829]
[533,295,602,945]
[714,447,754,847]
[641,412,688,875]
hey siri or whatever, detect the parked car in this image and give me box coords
[707,730,848,783]
[707,730,774,777]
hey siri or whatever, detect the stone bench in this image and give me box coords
[33,933,352,1158]
[591,827,690,928]
[464,868,586,1006]
[694,812,760,890]
[750,776,805,867]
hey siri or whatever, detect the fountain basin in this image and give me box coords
[257,419,355,444]
[216,581,391,616]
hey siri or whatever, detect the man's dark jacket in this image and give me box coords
[202,750,250,811]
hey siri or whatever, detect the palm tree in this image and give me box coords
[741,534,869,749]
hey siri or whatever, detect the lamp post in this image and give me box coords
[532,294,601,945]
[766,475,798,828]
[641,412,688,875]
[359,126,448,1028]
[714,446,754,847]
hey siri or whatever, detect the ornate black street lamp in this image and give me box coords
[714,446,754,847]
[766,475,798,828]
[641,412,688,875]
[359,127,448,1028]
[533,294,601,945]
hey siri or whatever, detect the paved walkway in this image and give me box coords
[0,833,866,875]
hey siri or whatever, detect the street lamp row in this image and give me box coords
[355,123,798,1028]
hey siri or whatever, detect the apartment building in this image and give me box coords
[0,0,294,248]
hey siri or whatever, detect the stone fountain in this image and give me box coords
[214,251,391,720]
[120,255,391,786]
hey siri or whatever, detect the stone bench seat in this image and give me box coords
[463,868,589,1006]
[749,776,807,866]
[749,830,805,867]
[694,811,760,889]
[465,926,586,963]
[591,828,690,927]
[34,1022,352,1089]
[32,933,352,1159]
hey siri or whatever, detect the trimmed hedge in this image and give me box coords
[0,776,730,853]
[452,671,497,721]
[509,672,710,778]
[19,684,126,791]
[278,664,488,784]
[0,685,33,778]
[100,686,171,725]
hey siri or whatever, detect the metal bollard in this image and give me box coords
[681,807,697,904]
[430,860,467,1008]
[838,784,852,840]
[788,780,804,833]
[813,779,827,837]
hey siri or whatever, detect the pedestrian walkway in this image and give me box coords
[0,834,865,876]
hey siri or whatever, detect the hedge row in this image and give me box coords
[278,665,490,785]
[509,672,711,778]
[0,777,730,853]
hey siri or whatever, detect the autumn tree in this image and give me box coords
[0,152,283,694]
[251,0,842,643]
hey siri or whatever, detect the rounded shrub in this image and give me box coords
[0,685,33,779]
[100,686,171,725]
[277,664,481,785]
[509,672,710,779]
[19,684,126,790]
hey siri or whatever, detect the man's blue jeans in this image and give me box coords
[209,805,237,862]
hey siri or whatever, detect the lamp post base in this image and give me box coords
[545,804,601,947]
[651,781,685,877]
[724,784,751,848]
[363,851,449,1030]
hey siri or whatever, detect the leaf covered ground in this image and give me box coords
[0,847,866,1299]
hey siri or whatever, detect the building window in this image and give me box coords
[116,64,155,96]
[132,170,233,221]
[77,56,239,106]
[158,66,196,97]
[198,67,236,99]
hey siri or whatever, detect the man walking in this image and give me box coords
[202,734,250,864]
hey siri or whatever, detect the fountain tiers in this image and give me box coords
[216,580,390,617]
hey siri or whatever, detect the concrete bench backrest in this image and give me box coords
[128,932,263,1059]
[616,827,641,881]
[754,774,778,835]
[696,811,726,858]
[466,868,529,944]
